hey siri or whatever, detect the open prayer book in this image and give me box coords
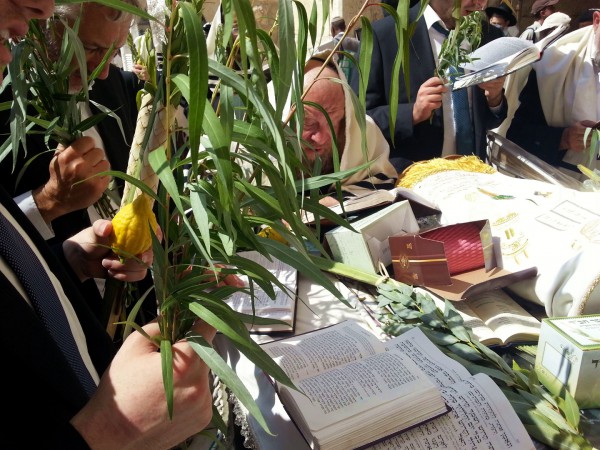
[452,23,568,90]
[302,186,439,225]
[262,321,534,450]
[224,251,298,333]
[431,289,542,347]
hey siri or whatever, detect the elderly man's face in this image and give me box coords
[0,0,55,82]
[300,76,345,176]
[301,104,342,175]
[50,4,130,92]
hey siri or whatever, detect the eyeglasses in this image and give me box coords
[82,44,119,60]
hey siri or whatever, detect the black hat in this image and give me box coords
[485,3,517,27]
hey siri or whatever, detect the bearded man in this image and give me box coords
[299,53,398,207]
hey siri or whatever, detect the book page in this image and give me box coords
[452,23,569,92]
[367,373,535,450]
[430,294,501,346]
[329,190,396,215]
[384,327,471,387]
[301,189,394,224]
[286,349,439,431]
[391,186,438,210]
[262,321,385,381]
[462,37,536,72]
[225,251,297,315]
[468,290,541,345]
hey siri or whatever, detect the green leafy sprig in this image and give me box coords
[436,10,483,81]
[3,15,123,218]
[374,278,592,450]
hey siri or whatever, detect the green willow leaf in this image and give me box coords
[160,339,175,418]
[180,1,208,165]
[276,0,296,117]
[446,341,487,361]
[187,333,274,436]
[419,327,460,345]
[189,188,212,253]
[188,302,295,390]
[524,410,593,450]
[560,390,581,430]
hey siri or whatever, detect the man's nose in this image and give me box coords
[89,60,112,80]
[23,0,55,21]
[97,63,111,80]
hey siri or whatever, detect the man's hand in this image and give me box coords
[33,136,110,224]
[132,63,149,81]
[479,76,505,107]
[71,320,215,449]
[319,195,340,208]
[413,77,447,125]
[560,120,598,152]
[62,219,157,283]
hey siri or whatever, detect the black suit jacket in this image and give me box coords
[506,70,569,170]
[0,64,141,243]
[351,5,507,171]
[0,186,114,448]
[0,65,156,323]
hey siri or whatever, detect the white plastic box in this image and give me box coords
[535,315,600,408]
[325,201,419,274]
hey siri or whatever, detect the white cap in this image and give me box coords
[537,12,571,34]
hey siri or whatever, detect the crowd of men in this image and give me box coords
[0,0,599,447]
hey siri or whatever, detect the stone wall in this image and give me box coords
[489,0,600,33]
[200,0,597,49]
[201,0,383,50]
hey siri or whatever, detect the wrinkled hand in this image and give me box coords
[560,120,598,152]
[413,77,447,124]
[478,76,505,107]
[71,320,215,449]
[62,219,159,283]
[33,136,110,224]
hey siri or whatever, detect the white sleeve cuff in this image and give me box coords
[14,191,55,240]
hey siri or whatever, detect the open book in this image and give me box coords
[452,23,568,90]
[431,289,542,347]
[224,250,298,333]
[262,321,534,450]
[303,186,440,225]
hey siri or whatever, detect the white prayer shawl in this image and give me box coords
[306,50,398,194]
[407,169,600,317]
[253,51,398,193]
[322,52,398,194]
[339,90,398,193]
[535,25,599,172]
